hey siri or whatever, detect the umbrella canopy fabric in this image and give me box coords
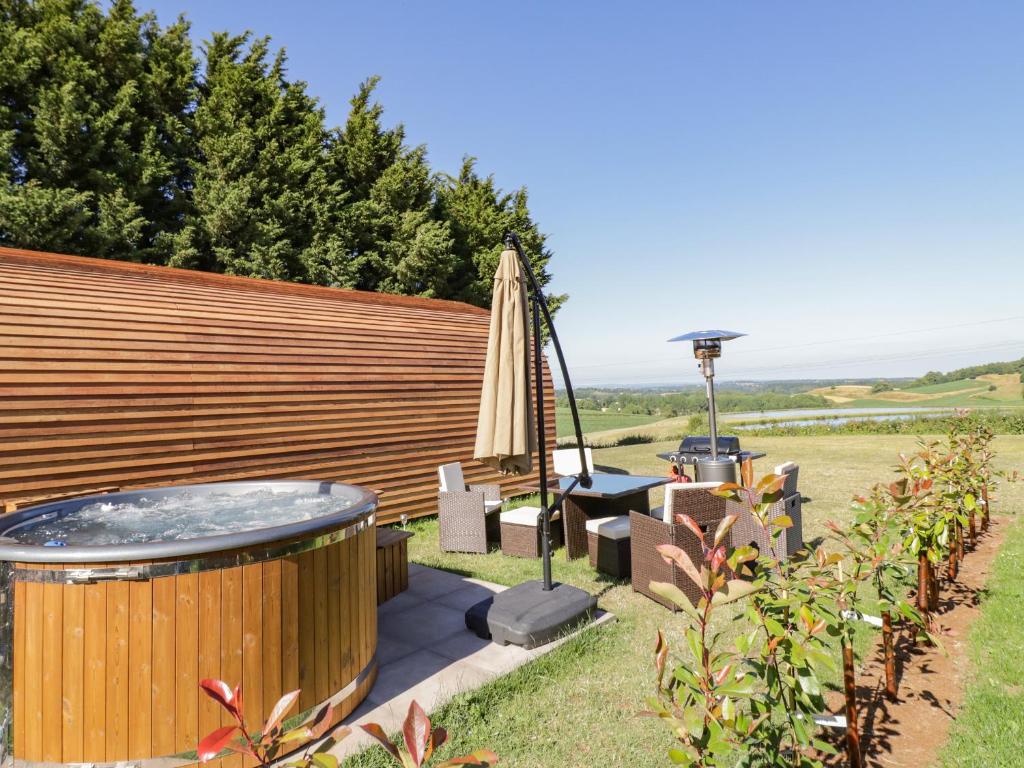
[474,248,536,474]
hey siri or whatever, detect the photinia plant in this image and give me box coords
[828,489,929,700]
[717,468,841,767]
[646,512,761,767]
[198,680,341,767]
[197,682,497,768]
[360,701,499,767]
[648,432,1009,768]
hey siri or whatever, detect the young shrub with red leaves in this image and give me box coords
[361,701,498,767]
[197,681,496,768]
[197,680,341,768]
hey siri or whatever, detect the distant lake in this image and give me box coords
[722,406,954,422]
[732,413,949,431]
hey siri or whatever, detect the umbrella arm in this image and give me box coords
[506,232,590,592]
[505,233,591,489]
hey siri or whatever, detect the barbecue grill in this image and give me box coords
[657,434,766,472]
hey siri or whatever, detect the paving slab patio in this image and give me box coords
[330,562,614,760]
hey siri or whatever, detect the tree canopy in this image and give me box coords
[0,0,561,311]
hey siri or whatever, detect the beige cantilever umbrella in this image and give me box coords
[473,247,536,474]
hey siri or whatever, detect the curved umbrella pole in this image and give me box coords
[505,232,591,591]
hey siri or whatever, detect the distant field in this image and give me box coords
[828,373,1023,409]
[903,377,983,394]
[811,384,873,403]
[555,408,662,437]
[976,373,1024,400]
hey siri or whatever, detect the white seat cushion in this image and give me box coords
[484,499,503,514]
[585,515,630,540]
[438,462,465,492]
[774,461,797,476]
[500,506,542,526]
[499,506,560,526]
[661,481,723,523]
[553,447,594,476]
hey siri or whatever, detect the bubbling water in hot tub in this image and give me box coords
[8,486,353,547]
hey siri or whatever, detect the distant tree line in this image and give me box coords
[0,0,562,311]
[556,388,830,417]
[908,358,1024,388]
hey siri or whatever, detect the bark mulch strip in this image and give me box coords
[824,515,1009,767]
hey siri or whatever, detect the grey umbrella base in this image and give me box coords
[465,580,597,649]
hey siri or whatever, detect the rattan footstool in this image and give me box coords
[499,506,563,558]
[585,515,631,578]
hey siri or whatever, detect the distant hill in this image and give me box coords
[557,378,903,397]
[907,358,1024,388]
[558,360,1024,411]
[811,373,1023,408]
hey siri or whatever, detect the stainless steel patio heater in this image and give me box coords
[668,329,746,484]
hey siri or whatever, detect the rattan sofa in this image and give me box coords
[437,462,502,553]
[631,483,727,610]
[727,487,803,561]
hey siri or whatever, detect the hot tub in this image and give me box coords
[0,481,378,766]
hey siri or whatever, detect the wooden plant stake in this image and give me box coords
[882,610,897,701]
[956,522,965,561]
[948,547,957,582]
[843,643,862,768]
[981,485,990,530]
[968,509,977,547]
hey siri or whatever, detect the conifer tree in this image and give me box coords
[169,32,326,280]
[0,0,195,261]
[306,78,455,297]
[436,157,564,312]
[0,2,563,314]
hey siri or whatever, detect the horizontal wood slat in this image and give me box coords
[0,247,555,523]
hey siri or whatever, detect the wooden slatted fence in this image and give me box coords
[0,247,555,523]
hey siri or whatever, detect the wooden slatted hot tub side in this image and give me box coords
[0,247,556,523]
[11,516,378,765]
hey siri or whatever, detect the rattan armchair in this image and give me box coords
[437,462,502,553]
[631,483,727,610]
[727,490,803,561]
[774,461,800,498]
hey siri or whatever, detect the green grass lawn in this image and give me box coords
[345,435,1024,768]
[938,515,1024,768]
[555,408,662,438]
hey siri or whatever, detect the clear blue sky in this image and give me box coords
[142,0,1024,387]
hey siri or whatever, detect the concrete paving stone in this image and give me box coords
[379,603,468,647]
[461,575,510,591]
[374,633,420,666]
[405,567,470,599]
[433,582,501,611]
[365,660,495,723]
[329,565,616,763]
[429,630,533,675]
[376,589,423,617]
[363,649,457,705]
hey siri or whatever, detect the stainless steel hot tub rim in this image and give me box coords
[0,479,378,564]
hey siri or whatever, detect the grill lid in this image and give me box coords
[677,435,742,456]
